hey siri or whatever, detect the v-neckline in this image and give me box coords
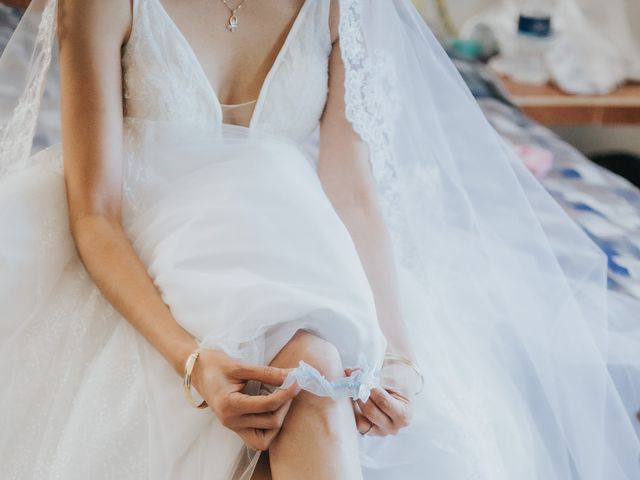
[154,0,311,129]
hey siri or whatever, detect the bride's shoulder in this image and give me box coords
[57,0,133,48]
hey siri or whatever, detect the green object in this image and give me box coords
[450,39,483,60]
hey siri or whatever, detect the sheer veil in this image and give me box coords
[339,1,640,477]
[1,1,639,479]
[0,0,58,176]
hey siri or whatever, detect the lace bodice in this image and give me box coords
[121,0,332,143]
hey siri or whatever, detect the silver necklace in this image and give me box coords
[220,0,248,33]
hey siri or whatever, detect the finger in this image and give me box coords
[225,400,292,430]
[370,388,405,422]
[371,389,412,431]
[357,398,393,432]
[388,391,412,428]
[227,383,299,415]
[387,389,411,405]
[367,425,388,437]
[233,364,293,386]
[354,411,373,434]
[238,427,280,452]
[354,410,389,437]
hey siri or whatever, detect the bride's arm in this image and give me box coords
[58,0,297,450]
[318,35,414,363]
[318,9,415,436]
[58,0,195,377]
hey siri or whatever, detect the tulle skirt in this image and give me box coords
[1,124,639,479]
[0,124,380,478]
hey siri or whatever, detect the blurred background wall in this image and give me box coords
[435,0,640,43]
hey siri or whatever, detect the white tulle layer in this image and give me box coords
[125,127,386,370]
[2,123,639,480]
[2,1,640,478]
[0,126,391,477]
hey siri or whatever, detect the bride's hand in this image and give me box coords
[346,366,414,437]
[354,388,412,437]
[192,349,300,451]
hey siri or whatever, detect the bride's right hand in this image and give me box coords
[191,349,300,451]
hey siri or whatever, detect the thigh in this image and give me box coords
[266,330,363,480]
[250,452,271,480]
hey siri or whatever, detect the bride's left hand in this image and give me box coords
[345,368,413,437]
[355,388,412,436]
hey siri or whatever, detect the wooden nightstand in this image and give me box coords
[498,77,640,126]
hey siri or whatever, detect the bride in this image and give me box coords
[1,0,639,479]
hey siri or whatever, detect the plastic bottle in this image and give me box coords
[511,0,555,84]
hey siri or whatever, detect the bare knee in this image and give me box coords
[271,330,343,380]
[269,331,353,441]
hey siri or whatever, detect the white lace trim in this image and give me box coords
[338,0,399,185]
[338,0,407,255]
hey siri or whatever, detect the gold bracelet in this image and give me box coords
[183,348,208,409]
[383,352,425,395]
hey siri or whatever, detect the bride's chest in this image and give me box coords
[121,0,332,143]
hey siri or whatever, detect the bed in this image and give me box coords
[456,59,640,299]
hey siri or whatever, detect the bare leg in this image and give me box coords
[267,330,363,480]
[250,452,272,480]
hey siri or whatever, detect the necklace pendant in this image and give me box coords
[227,15,239,32]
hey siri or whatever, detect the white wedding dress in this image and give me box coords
[2,0,640,479]
[0,0,387,478]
